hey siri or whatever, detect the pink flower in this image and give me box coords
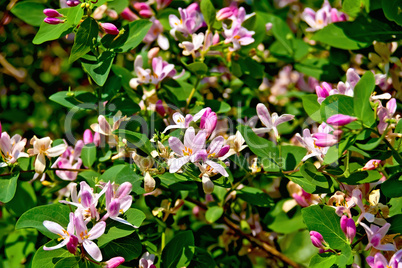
[312,132,338,147]
[83,129,94,144]
[366,250,402,268]
[104,257,125,268]
[315,82,332,104]
[156,0,172,10]
[169,4,204,38]
[310,231,326,249]
[0,132,29,166]
[199,108,217,137]
[362,159,382,171]
[101,23,119,35]
[121,8,138,21]
[55,140,83,181]
[66,0,81,7]
[75,214,106,261]
[377,98,396,134]
[327,114,357,127]
[296,123,333,162]
[133,2,153,18]
[44,17,64,24]
[216,2,238,21]
[162,112,193,133]
[254,103,294,138]
[144,19,169,50]
[360,222,396,251]
[43,212,76,251]
[139,252,155,268]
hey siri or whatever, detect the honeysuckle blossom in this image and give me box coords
[27,136,67,174]
[60,181,104,222]
[310,231,327,249]
[75,214,106,261]
[302,0,347,32]
[340,215,356,243]
[198,107,218,137]
[366,250,402,268]
[90,113,127,147]
[362,159,382,171]
[223,22,255,51]
[179,32,206,57]
[312,132,339,147]
[162,112,193,133]
[43,212,77,251]
[0,132,29,167]
[152,199,184,221]
[101,181,134,227]
[169,3,204,38]
[283,181,321,212]
[326,114,357,127]
[168,127,207,173]
[121,7,138,21]
[133,2,153,18]
[130,55,182,87]
[104,256,125,268]
[295,123,333,162]
[144,19,169,50]
[254,103,295,138]
[359,222,396,251]
[377,98,397,134]
[53,140,83,181]
[223,131,247,159]
[139,252,156,268]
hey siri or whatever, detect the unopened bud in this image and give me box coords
[44,17,64,24]
[43,9,63,18]
[101,23,119,35]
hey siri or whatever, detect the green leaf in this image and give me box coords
[302,94,322,122]
[16,204,70,239]
[115,165,145,195]
[236,186,273,207]
[237,125,279,171]
[32,241,71,268]
[186,62,208,75]
[266,200,306,234]
[342,0,363,17]
[301,205,348,248]
[204,100,231,114]
[205,206,223,223]
[281,145,307,171]
[389,214,402,234]
[5,181,37,216]
[101,20,152,52]
[0,172,19,203]
[113,129,154,155]
[382,0,402,26]
[5,229,37,268]
[69,17,99,63]
[190,247,216,268]
[102,232,142,261]
[295,58,341,82]
[111,65,139,103]
[309,253,337,268]
[33,6,84,44]
[162,231,195,268]
[108,95,141,116]
[81,51,116,86]
[98,208,146,247]
[10,1,46,27]
[354,71,375,126]
[320,95,355,121]
[381,173,402,198]
[311,15,402,49]
[260,13,293,54]
[81,143,97,167]
[200,0,216,28]
[299,162,331,193]
[49,91,97,110]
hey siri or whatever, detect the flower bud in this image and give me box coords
[212,32,220,45]
[133,2,153,18]
[265,22,273,31]
[327,114,357,127]
[312,133,338,147]
[310,231,326,249]
[44,17,64,24]
[107,9,118,20]
[66,0,81,7]
[217,145,230,158]
[101,23,119,35]
[83,129,93,144]
[66,235,78,254]
[155,100,166,117]
[362,159,381,171]
[120,7,138,21]
[202,174,214,194]
[156,0,172,10]
[43,9,63,18]
[104,256,125,268]
[216,5,237,21]
[340,215,356,243]
[200,108,217,137]
[148,47,160,60]
[315,82,331,99]
[144,172,156,193]
[93,132,101,147]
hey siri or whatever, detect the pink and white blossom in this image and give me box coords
[254,103,295,138]
[75,214,106,261]
[0,132,29,167]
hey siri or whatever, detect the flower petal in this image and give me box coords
[83,240,103,261]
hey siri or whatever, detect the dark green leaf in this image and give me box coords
[115,165,145,195]
[69,17,99,63]
[102,232,142,261]
[381,173,402,198]
[81,51,116,86]
[295,58,341,82]
[299,162,331,193]
[32,241,71,268]
[162,231,195,268]
[113,129,154,155]
[382,0,402,26]
[187,62,208,75]
[302,94,322,122]
[49,91,97,110]
[236,186,273,207]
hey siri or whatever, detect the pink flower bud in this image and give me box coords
[340,215,356,243]
[310,231,326,249]
[66,235,78,254]
[312,133,338,147]
[216,4,237,21]
[94,132,101,147]
[327,114,357,127]
[155,100,166,117]
[66,0,80,7]
[133,2,153,18]
[43,9,63,18]
[83,129,94,144]
[107,9,118,20]
[104,257,125,268]
[101,23,119,35]
[156,0,172,10]
[332,129,343,138]
[200,108,217,137]
[44,17,64,24]
[217,145,230,157]
[315,82,331,99]
[212,32,220,45]
[121,7,138,21]
[187,3,200,13]
[265,22,273,31]
[362,159,381,171]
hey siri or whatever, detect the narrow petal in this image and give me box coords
[43,221,65,236]
[168,137,185,155]
[46,144,67,157]
[43,239,68,251]
[35,153,46,173]
[169,156,190,173]
[206,160,228,177]
[88,221,106,240]
[256,103,272,128]
[83,240,103,261]
[274,114,295,127]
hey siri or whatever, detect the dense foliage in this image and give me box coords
[1,0,402,267]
